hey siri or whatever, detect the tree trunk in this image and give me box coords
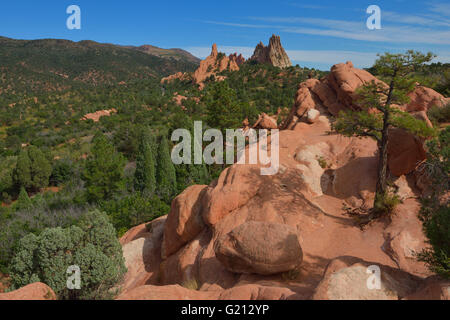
[374,77,395,207]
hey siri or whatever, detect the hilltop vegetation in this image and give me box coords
[0,36,199,93]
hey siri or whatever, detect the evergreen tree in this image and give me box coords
[15,187,32,211]
[28,145,52,191]
[205,81,243,133]
[83,133,126,202]
[14,150,32,190]
[332,51,436,220]
[134,128,156,194]
[156,135,177,202]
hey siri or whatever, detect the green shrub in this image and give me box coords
[428,103,450,125]
[372,192,401,217]
[418,205,450,279]
[8,210,126,300]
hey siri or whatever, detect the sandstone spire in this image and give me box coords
[250,34,292,68]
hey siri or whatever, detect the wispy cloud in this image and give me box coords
[429,2,450,17]
[383,11,450,27]
[202,3,450,45]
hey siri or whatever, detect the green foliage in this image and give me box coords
[418,127,449,279]
[28,145,52,191]
[9,210,127,299]
[83,134,126,202]
[0,156,16,197]
[418,206,450,279]
[332,51,436,208]
[428,103,450,125]
[156,135,177,202]
[13,146,52,192]
[15,187,32,211]
[14,150,32,190]
[50,159,74,186]
[205,81,243,132]
[101,194,169,237]
[372,192,401,217]
[134,128,157,194]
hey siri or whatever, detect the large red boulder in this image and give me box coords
[387,128,427,176]
[162,185,207,258]
[214,221,303,275]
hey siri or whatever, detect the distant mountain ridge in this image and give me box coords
[125,44,201,64]
[0,36,200,92]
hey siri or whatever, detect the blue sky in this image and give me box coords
[0,0,449,69]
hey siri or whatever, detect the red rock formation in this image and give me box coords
[0,283,56,300]
[229,53,245,66]
[111,60,449,301]
[252,112,278,129]
[192,44,240,89]
[115,115,439,300]
[82,108,117,122]
[250,35,292,69]
[281,61,448,176]
[161,72,190,84]
[163,44,241,90]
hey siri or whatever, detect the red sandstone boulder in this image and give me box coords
[405,276,450,300]
[252,112,278,129]
[406,85,449,112]
[312,256,422,300]
[387,128,427,176]
[0,283,56,300]
[162,185,207,258]
[214,221,303,275]
[120,216,166,293]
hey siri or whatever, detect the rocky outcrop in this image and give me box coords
[281,61,448,176]
[192,44,239,89]
[161,72,190,84]
[252,112,278,129]
[82,108,117,122]
[312,256,422,300]
[114,113,441,300]
[0,283,56,300]
[162,44,240,89]
[229,53,245,66]
[214,221,303,275]
[110,60,448,301]
[251,35,292,69]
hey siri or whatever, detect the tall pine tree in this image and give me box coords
[83,133,126,202]
[134,128,156,195]
[156,135,177,202]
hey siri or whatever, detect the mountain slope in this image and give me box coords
[127,45,201,64]
[0,36,199,92]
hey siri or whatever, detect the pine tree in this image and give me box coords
[14,150,32,190]
[28,145,52,191]
[156,135,177,202]
[134,128,156,194]
[15,187,32,211]
[83,133,126,202]
[332,51,436,220]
